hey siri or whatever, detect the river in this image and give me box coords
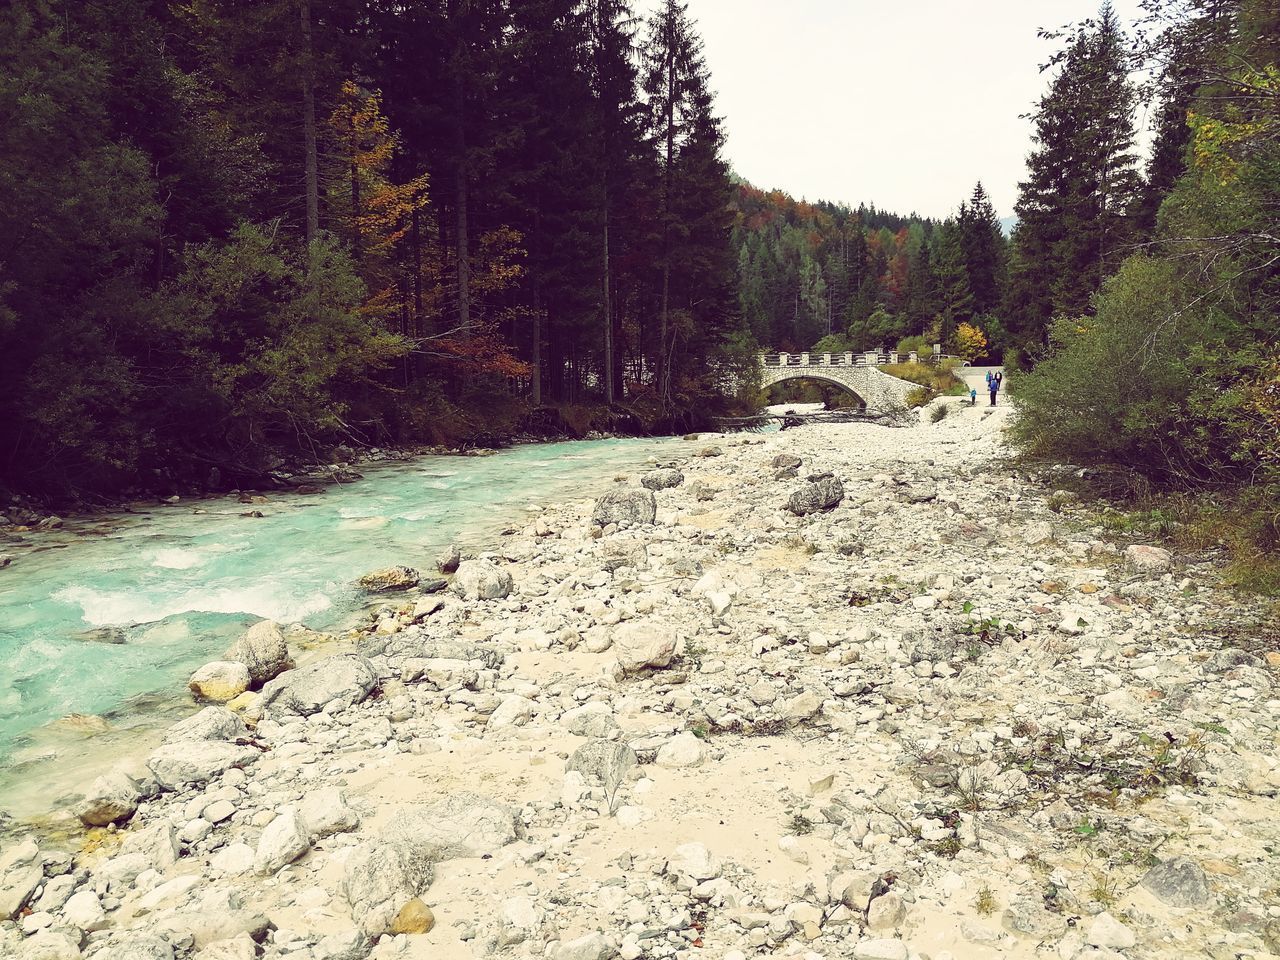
[0,436,680,822]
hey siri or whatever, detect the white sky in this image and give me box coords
[636,0,1148,220]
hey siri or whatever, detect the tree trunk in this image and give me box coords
[602,215,614,403]
[300,0,319,244]
[449,0,471,339]
[531,208,543,405]
[350,161,361,265]
[658,13,675,403]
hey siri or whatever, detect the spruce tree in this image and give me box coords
[957,182,1005,315]
[1006,3,1140,345]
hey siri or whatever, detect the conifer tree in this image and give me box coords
[1006,4,1140,345]
[957,183,1005,315]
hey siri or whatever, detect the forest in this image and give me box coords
[0,0,1276,522]
[1,0,742,493]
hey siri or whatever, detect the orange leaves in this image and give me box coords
[429,331,532,379]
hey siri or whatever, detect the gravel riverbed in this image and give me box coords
[2,399,1278,960]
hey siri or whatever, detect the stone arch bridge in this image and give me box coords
[758,352,931,413]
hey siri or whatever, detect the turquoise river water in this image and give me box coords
[0,436,678,821]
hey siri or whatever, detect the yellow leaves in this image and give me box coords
[1188,66,1280,186]
[953,321,988,362]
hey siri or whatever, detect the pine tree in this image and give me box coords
[641,0,731,402]
[1006,3,1141,345]
[957,182,1005,315]
[932,219,976,347]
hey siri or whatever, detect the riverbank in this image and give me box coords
[2,398,1278,960]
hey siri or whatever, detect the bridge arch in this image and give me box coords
[754,353,917,415]
[759,371,868,410]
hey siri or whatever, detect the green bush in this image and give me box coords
[1009,256,1227,481]
[896,334,931,356]
[930,404,949,422]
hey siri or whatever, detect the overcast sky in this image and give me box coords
[635,0,1147,220]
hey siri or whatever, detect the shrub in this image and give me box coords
[930,404,949,422]
[905,386,934,408]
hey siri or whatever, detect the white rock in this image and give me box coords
[224,619,292,686]
[254,808,311,874]
[1086,912,1136,950]
[209,843,256,874]
[188,660,251,702]
[300,788,360,838]
[488,695,535,730]
[612,621,677,672]
[655,732,705,768]
[61,890,107,931]
[147,740,258,789]
[257,655,377,717]
[670,842,720,881]
[452,560,514,600]
[76,770,141,826]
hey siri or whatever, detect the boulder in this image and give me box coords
[382,792,522,861]
[451,560,514,601]
[255,808,311,874]
[592,489,657,527]
[188,661,250,702]
[76,770,141,826]
[223,619,292,686]
[163,706,248,744]
[343,839,435,937]
[1141,857,1210,907]
[641,469,684,491]
[786,476,845,515]
[299,788,360,838]
[147,740,259,789]
[566,740,636,794]
[612,621,677,672]
[257,655,377,717]
[0,864,42,920]
[358,566,421,592]
[694,446,723,458]
[1125,544,1173,573]
[771,453,803,470]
